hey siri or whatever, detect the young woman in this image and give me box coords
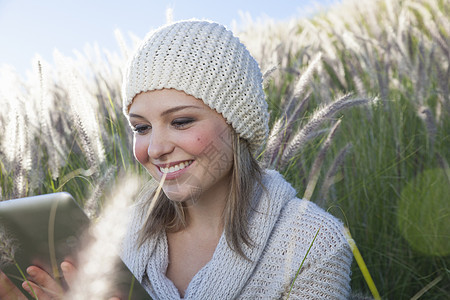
[0,20,352,299]
[120,20,353,299]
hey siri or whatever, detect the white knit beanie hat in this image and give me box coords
[122,20,269,154]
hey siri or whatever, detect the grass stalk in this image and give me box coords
[303,119,341,200]
[15,262,39,300]
[286,227,321,299]
[344,227,381,300]
[410,275,443,300]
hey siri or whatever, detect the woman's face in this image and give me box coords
[128,89,234,203]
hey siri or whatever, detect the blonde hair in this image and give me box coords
[137,130,263,259]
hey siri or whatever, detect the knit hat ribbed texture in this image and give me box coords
[122,20,269,154]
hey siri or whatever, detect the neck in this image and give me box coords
[183,175,230,234]
[185,203,225,235]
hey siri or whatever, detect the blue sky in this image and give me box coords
[0,0,338,76]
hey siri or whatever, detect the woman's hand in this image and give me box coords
[0,269,28,300]
[3,262,121,300]
[22,261,121,300]
[21,261,76,300]
[0,262,77,300]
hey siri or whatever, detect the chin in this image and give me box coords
[162,186,203,203]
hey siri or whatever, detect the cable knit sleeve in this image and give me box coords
[281,199,353,299]
[239,197,352,299]
[286,239,352,299]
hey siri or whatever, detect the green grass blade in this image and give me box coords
[286,227,321,299]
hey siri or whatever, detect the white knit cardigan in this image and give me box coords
[121,169,352,299]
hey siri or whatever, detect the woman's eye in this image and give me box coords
[172,118,194,129]
[132,124,151,134]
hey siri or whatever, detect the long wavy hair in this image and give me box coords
[137,129,263,259]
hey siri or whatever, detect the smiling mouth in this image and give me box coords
[159,160,194,174]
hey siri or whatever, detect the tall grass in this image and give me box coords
[239,0,449,298]
[0,0,449,298]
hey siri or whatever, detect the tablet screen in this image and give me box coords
[0,192,150,299]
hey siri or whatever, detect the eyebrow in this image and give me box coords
[129,105,203,119]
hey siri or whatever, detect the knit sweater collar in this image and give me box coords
[135,169,296,299]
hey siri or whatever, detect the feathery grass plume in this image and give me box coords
[102,49,127,95]
[384,0,396,25]
[236,17,305,74]
[426,45,436,97]
[374,59,389,102]
[342,31,362,55]
[417,106,437,150]
[2,106,19,165]
[415,40,427,106]
[262,91,313,169]
[428,2,450,45]
[253,44,321,169]
[285,53,322,112]
[66,175,141,299]
[285,93,312,137]
[33,57,67,180]
[436,65,449,116]
[307,19,337,62]
[53,50,106,171]
[408,1,449,57]
[348,59,367,96]
[12,152,27,199]
[303,119,341,201]
[0,225,39,299]
[436,153,450,184]
[114,29,131,61]
[84,165,118,219]
[1,73,33,179]
[166,7,174,24]
[0,67,19,166]
[0,225,16,268]
[4,103,31,198]
[318,143,353,206]
[280,94,373,168]
[70,42,129,162]
[261,117,286,168]
[262,65,278,88]
[73,110,99,170]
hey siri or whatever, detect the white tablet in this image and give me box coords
[0,192,150,299]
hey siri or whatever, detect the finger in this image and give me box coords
[22,279,67,300]
[25,266,64,297]
[108,297,121,300]
[22,280,45,299]
[61,261,77,288]
[0,271,28,300]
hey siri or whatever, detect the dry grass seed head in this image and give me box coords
[0,225,17,268]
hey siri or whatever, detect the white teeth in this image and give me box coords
[160,161,192,174]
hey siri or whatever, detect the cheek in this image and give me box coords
[188,124,233,158]
[174,128,212,155]
[186,132,219,155]
[133,136,149,165]
[191,135,210,153]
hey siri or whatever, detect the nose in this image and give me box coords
[147,128,174,159]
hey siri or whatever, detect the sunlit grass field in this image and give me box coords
[1,0,448,298]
